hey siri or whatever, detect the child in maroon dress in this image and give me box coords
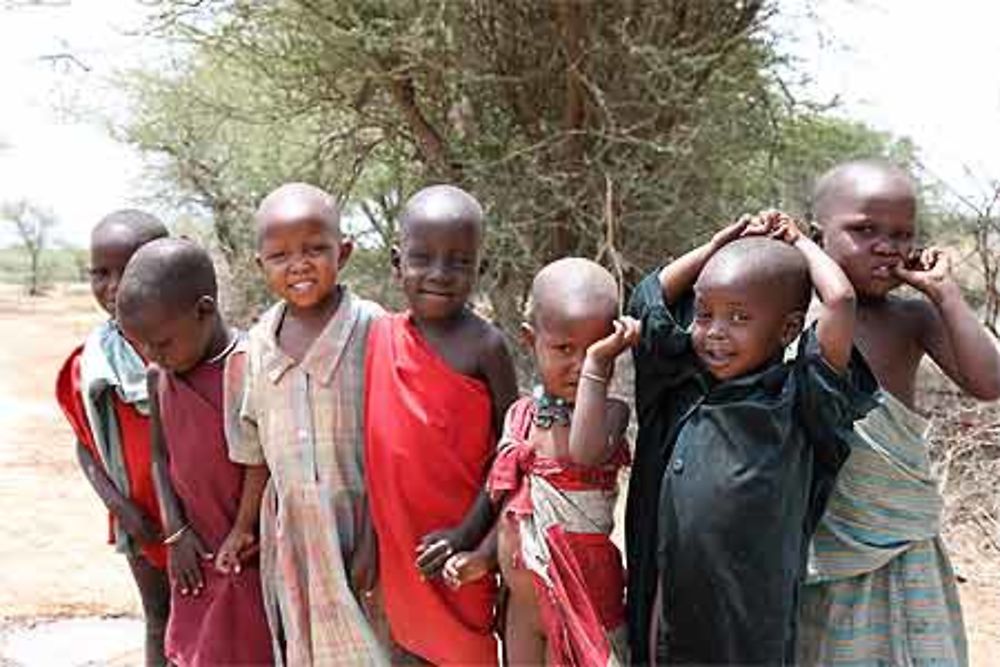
[117,238,272,666]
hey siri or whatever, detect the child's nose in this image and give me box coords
[872,235,902,256]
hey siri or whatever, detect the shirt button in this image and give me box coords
[672,458,684,474]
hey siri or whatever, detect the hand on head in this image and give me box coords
[584,317,641,375]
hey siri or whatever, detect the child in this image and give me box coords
[797,161,1000,665]
[626,213,876,665]
[116,238,273,666]
[54,210,171,666]
[364,184,518,665]
[487,258,637,665]
[228,182,387,665]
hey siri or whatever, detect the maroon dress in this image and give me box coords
[158,346,273,666]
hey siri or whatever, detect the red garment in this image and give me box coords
[55,346,166,568]
[365,314,498,665]
[157,355,273,667]
[488,397,627,666]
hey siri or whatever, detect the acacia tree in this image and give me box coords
[2,200,56,296]
[125,0,918,332]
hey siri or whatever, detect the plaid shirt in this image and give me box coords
[228,289,387,666]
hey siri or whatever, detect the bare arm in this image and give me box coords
[792,234,856,373]
[215,465,269,574]
[147,368,187,539]
[479,327,520,440]
[148,367,211,594]
[570,318,639,466]
[75,441,159,544]
[658,217,752,304]
[897,249,1000,400]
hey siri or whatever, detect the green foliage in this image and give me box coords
[123,1,918,331]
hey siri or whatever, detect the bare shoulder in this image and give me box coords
[887,294,939,341]
[465,312,511,357]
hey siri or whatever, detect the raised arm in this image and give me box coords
[896,248,1000,400]
[790,231,857,373]
[570,318,639,466]
[659,217,752,304]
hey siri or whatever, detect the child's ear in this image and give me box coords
[478,255,489,277]
[519,322,536,349]
[780,310,805,347]
[255,253,264,272]
[390,245,402,279]
[338,237,354,268]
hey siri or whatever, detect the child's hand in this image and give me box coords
[740,209,800,242]
[442,550,493,589]
[711,214,755,248]
[585,317,642,374]
[416,528,465,579]
[894,247,957,304]
[168,529,213,596]
[116,501,161,545]
[214,527,258,575]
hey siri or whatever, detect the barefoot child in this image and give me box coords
[364,185,518,665]
[487,258,637,665]
[626,214,876,665]
[797,161,1000,665]
[229,183,386,665]
[55,210,170,666]
[116,239,273,666]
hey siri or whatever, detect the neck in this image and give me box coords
[410,305,470,336]
[287,285,344,326]
[202,316,234,364]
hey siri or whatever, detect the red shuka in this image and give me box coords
[55,346,166,568]
[365,314,498,666]
[157,354,272,667]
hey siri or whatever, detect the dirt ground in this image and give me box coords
[0,284,997,665]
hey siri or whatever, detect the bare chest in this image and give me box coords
[855,312,923,406]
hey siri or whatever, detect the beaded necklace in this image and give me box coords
[533,393,573,429]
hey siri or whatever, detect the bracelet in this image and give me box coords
[581,370,608,385]
[163,524,190,546]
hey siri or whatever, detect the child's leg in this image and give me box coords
[498,518,544,665]
[126,554,171,667]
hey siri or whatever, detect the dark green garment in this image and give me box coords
[625,269,876,665]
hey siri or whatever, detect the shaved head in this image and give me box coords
[813,160,916,224]
[399,184,484,242]
[117,238,217,321]
[699,237,811,313]
[528,257,619,325]
[255,182,341,246]
[92,209,168,248]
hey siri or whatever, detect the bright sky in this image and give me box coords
[0,0,998,247]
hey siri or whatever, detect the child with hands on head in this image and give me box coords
[363,184,518,666]
[626,211,877,665]
[54,210,171,666]
[798,161,1000,665]
[482,258,638,666]
[116,238,272,667]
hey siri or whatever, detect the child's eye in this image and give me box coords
[851,224,875,235]
[554,344,573,355]
[306,244,330,256]
[695,310,711,321]
[264,251,287,263]
[407,252,430,265]
[88,268,108,279]
[891,230,914,242]
[730,312,750,323]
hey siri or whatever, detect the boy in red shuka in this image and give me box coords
[364,185,518,665]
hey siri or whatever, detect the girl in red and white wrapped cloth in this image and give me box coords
[446,258,638,666]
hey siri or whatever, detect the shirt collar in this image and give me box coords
[260,288,360,386]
